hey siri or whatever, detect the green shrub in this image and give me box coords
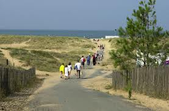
[105,84,113,90]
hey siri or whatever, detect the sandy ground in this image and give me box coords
[95,39,115,71]
[81,68,169,111]
[0,46,58,77]
[0,41,61,110]
[23,73,61,111]
[0,79,43,111]
[81,39,169,111]
[0,39,31,49]
[1,39,169,111]
[0,49,30,69]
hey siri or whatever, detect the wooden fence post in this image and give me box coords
[6,59,9,66]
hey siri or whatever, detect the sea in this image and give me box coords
[0,30,118,38]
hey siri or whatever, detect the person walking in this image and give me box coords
[65,65,69,80]
[68,62,72,79]
[87,54,91,65]
[81,56,85,68]
[75,60,82,78]
[59,63,65,78]
[92,54,96,65]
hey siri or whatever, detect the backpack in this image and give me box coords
[74,65,77,70]
[83,58,86,62]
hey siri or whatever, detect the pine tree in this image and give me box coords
[111,0,169,69]
[110,0,169,99]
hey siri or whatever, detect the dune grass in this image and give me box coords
[0,50,7,66]
[8,48,92,72]
[0,35,96,72]
[0,35,95,50]
[28,36,95,50]
[9,48,59,72]
[108,38,119,49]
[0,35,31,44]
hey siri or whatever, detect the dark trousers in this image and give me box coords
[77,70,81,78]
[87,60,90,65]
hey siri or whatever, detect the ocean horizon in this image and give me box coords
[0,29,118,38]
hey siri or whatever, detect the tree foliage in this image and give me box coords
[110,0,169,70]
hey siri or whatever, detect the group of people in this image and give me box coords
[59,40,105,80]
[59,62,73,79]
[59,56,85,80]
[98,44,105,50]
[59,52,103,80]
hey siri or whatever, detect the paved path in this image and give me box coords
[26,68,152,111]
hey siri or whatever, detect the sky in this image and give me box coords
[0,0,168,30]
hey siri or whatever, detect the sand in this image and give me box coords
[1,38,169,111]
[81,39,169,111]
[0,39,31,49]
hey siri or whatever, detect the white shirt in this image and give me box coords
[75,62,81,70]
[81,58,84,62]
[65,67,68,76]
[68,65,72,71]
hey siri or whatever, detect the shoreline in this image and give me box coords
[0,30,118,38]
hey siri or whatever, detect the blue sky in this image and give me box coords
[0,0,168,30]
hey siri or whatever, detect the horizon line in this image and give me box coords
[0,29,117,31]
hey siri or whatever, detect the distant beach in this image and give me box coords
[0,30,118,38]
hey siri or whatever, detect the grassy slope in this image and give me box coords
[0,35,31,44]
[0,35,95,50]
[9,48,83,72]
[0,36,96,72]
[0,50,6,66]
[28,37,95,50]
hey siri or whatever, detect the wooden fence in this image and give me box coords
[0,66,36,96]
[0,59,9,66]
[112,66,169,99]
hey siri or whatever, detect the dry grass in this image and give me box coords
[0,35,31,44]
[0,35,95,50]
[0,35,96,72]
[0,50,7,66]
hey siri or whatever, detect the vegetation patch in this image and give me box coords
[0,35,31,44]
[81,44,96,49]
[0,90,5,100]
[0,36,95,50]
[8,48,88,72]
[9,48,60,72]
[28,36,95,50]
[105,84,113,90]
[0,36,96,72]
[0,50,7,66]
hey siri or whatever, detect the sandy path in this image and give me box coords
[2,38,168,111]
[0,49,29,69]
[0,47,62,111]
[24,66,151,111]
[82,67,169,111]
[100,40,111,63]
[0,39,31,48]
[23,47,149,111]
[82,39,169,111]
[0,48,58,77]
[93,39,115,71]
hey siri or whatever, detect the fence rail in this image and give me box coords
[112,66,169,99]
[0,66,36,96]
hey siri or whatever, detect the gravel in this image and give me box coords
[0,80,43,111]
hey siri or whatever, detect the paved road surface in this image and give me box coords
[26,68,152,111]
